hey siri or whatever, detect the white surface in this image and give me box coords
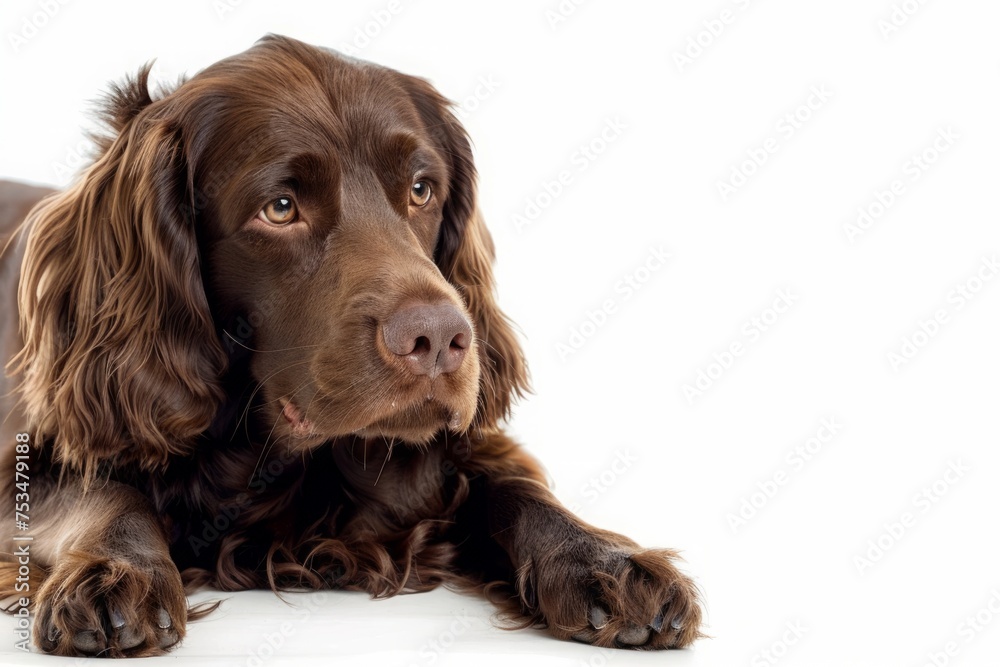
[2,0,1000,665]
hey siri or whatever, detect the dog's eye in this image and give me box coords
[258,197,298,225]
[410,181,432,207]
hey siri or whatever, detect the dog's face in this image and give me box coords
[15,36,527,468]
[189,39,481,445]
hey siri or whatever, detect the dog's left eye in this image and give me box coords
[258,197,299,225]
[410,181,432,207]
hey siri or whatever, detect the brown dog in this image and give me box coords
[0,35,702,657]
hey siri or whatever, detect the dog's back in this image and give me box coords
[0,180,53,447]
[0,180,51,242]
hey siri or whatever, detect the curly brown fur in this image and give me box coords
[0,35,703,657]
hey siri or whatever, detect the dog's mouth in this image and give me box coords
[279,399,318,438]
[278,393,470,446]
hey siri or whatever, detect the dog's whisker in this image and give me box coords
[222,330,321,355]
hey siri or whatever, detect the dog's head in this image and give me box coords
[13,35,527,471]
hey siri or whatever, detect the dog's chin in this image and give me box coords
[277,394,474,447]
[354,399,473,445]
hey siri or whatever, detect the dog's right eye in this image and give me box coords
[258,197,299,225]
[410,181,432,207]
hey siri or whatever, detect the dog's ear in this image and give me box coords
[10,66,226,479]
[399,75,529,430]
[443,208,530,430]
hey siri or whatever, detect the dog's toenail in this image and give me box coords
[157,608,171,629]
[72,629,101,653]
[110,609,126,628]
[589,606,609,630]
[618,625,650,645]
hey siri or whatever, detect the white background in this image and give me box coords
[3,1,1000,666]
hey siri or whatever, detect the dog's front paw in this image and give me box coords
[520,539,703,649]
[33,551,186,657]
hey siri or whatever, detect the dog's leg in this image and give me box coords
[1,466,186,657]
[457,432,703,649]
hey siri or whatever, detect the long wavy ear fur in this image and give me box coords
[399,74,529,430]
[9,66,226,478]
[446,209,530,429]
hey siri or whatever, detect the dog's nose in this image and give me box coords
[382,303,472,377]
